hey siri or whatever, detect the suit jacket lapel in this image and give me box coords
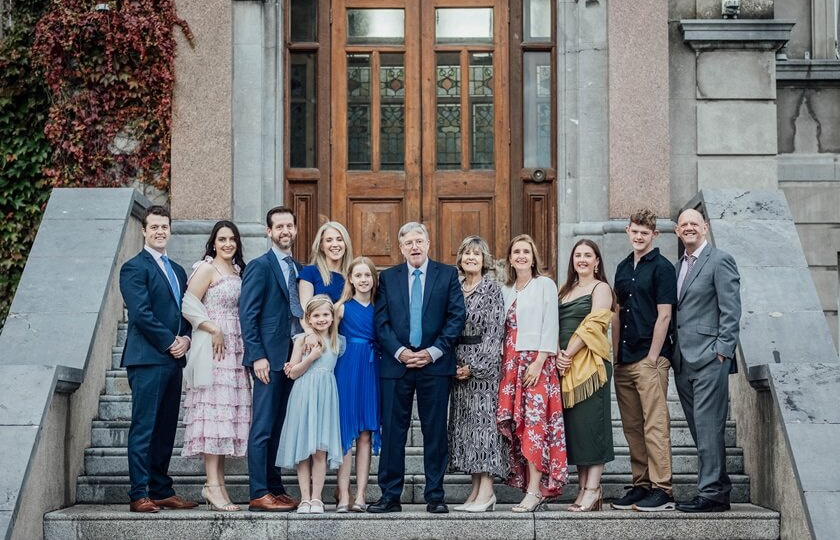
[394,264,409,313]
[142,250,179,306]
[679,247,711,304]
[267,251,291,301]
[422,261,439,312]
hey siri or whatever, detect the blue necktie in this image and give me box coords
[284,256,304,318]
[410,268,423,347]
[160,255,180,306]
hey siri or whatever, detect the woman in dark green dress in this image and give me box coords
[557,239,615,512]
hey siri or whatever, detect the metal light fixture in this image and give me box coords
[722,0,740,19]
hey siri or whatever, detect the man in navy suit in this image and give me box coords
[369,222,466,514]
[120,205,197,513]
[240,206,302,512]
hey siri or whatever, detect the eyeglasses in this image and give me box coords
[401,239,427,248]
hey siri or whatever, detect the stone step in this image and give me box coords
[74,473,752,505]
[44,504,779,540]
[89,419,737,449]
[82,446,744,477]
[96,394,696,423]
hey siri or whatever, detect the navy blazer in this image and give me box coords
[375,259,466,378]
[240,250,300,371]
[120,250,191,368]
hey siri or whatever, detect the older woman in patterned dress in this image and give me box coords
[447,236,508,513]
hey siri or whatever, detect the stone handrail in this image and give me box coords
[0,188,149,540]
[689,189,840,540]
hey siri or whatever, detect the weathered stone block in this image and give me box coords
[0,366,57,426]
[697,158,777,190]
[739,310,838,369]
[696,189,792,221]
[793,224,840,266]
[697,102,777,155]
[804,492,840,540]
[696,50,775,100]
[710,219,807,268]
[810,268,839,311]
[784,423,840,491]
[781,182,840,223]
[0,313,100,372]
[0,425,39,511]
[739,267,823,313]
[767,364,840,424]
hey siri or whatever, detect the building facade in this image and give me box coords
[166,0,840,348]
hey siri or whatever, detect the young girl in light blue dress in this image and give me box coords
[275,295,344,514]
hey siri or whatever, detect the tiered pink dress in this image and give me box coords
[182,260,252,457]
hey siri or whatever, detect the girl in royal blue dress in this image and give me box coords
[333,257,382,512]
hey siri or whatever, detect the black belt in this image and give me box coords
[459,335,482,345]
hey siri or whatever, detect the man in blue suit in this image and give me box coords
[120,205,197,513]
[370,222,466,514]
[240,206,302,512]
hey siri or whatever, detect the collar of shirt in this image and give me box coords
[684,240,708,260]
[406,258,430,277]
[624,247,661,266]
[144,245,168,272]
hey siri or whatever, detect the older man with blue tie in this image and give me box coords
[369,222,466,514]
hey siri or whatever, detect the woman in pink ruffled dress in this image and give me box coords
[182,221,252,511]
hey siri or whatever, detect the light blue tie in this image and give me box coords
[410,268,423,347]
[160,255,180,306]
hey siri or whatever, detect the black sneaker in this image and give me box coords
[632,488,676,512]
[610,486,649,510]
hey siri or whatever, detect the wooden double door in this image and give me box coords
[330,0,512,267]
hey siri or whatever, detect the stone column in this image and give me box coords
[680,20,795,190]
[607,0,671,218]
[170,0,233,220]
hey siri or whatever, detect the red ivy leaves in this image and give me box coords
[33,0,193,191]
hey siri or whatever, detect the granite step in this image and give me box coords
[95,393,696,422]
[82,446,745,477]
[89,419,737,448]
[44,504,779,540]
[74,473,752,505]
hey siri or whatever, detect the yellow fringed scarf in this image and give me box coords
[561,308,613,409]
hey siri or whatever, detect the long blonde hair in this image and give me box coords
[337,257,379,309]
[304,294,339,352]
[309,221,353,286]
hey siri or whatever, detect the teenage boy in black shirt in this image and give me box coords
[610,208,677,512]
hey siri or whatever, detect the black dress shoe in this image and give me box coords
[676,496,730,513]
[367,498,402,513]
[426,501,449,514]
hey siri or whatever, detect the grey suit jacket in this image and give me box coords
[673,245,741,374]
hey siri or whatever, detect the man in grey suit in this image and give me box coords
[672,208,741,513]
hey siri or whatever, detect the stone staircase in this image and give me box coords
[44,321,781,539]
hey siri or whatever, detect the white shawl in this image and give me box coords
[181,291,214,389]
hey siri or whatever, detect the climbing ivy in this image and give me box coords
[0,0,52,328]
[33,0,193,190]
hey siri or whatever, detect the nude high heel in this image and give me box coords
[201,484,240,512]
[464,494,496,513]
[511,491,546,513]
[568,487,602,513]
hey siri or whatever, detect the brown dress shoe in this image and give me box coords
[151,495,199,509]
[129,498,160,513]
[273,493,299,508]
[249,493,296,512]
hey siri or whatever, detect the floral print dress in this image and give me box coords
[496,301,568,497]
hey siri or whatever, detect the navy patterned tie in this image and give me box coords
[284,256,304,318]
[678,254,697,297]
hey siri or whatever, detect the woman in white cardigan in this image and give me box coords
[496,234,568,512]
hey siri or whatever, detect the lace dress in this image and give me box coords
[182,261,252,457]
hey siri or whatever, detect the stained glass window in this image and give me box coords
[289,53,316,168]
[380,53,405,171]
[436,53,461,169]
[470,53,494,169]
[347,54,371,170]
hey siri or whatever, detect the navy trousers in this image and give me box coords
[247,368,294,499]
[126,363,182,502]
[378,370,451,503]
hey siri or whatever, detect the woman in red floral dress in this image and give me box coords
[497,234,568,512]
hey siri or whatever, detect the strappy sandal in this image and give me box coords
[511,490,546,513]
[568,487,602,513]
[201,484,240,512]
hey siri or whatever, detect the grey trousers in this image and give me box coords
[674,357,732,503]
